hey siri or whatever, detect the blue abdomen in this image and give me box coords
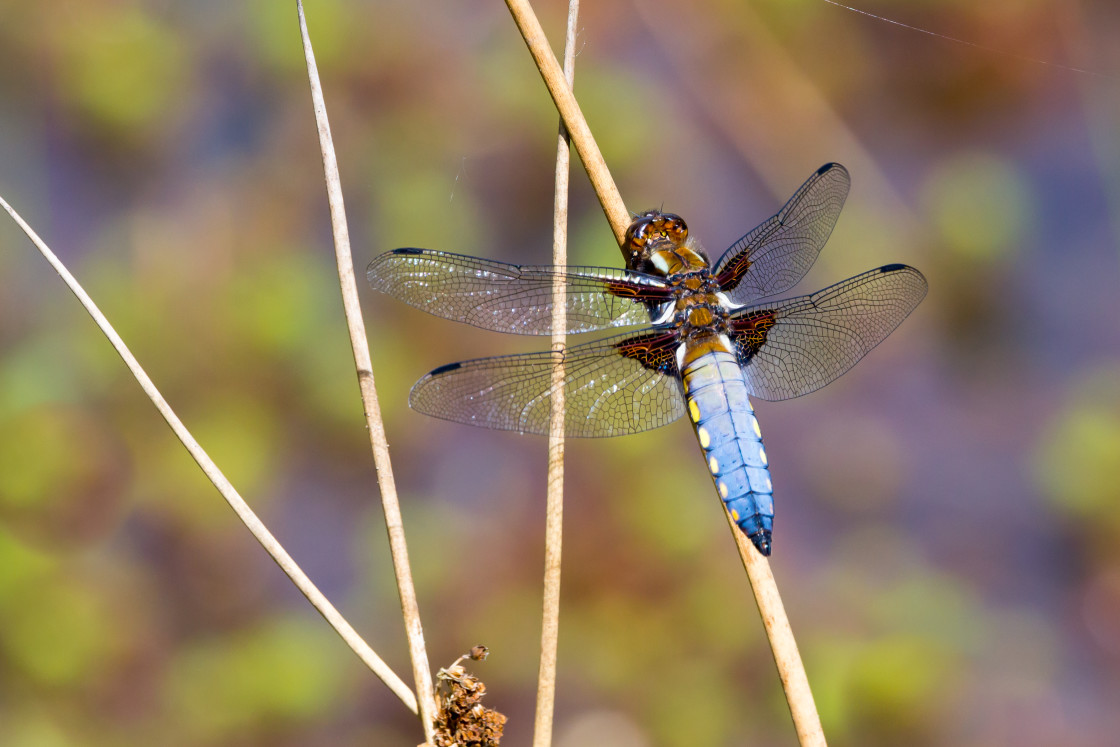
[681,349,775,555]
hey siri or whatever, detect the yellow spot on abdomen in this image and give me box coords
[752,418,762,438]
[697,427,710,448]
[689,400,701,422]
[731,508,740,520]
[718,481,729,498]
[708,456,719,474]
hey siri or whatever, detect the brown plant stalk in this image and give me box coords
[503,1,826,744]
[503,0,630,246]
[295,1,438,741]
[533,2,580,745]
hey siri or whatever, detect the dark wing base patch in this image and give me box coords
[615,330,680,376]
[730,311,777,365]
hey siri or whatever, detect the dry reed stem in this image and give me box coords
[503,2,826,744]
[504,0,630,250]
[0,193,418,715]
[533,3,580,745]
[725,511,825,745]
[296,2,436,740]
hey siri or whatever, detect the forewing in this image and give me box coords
[729,264,927,401]
[409,330,685,437]
[715,163,851,304]
[367,249,670,334]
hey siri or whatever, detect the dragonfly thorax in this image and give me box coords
[671,291,731,340]
[651,259,731,340]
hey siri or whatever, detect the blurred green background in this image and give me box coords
[2,0,1119,745]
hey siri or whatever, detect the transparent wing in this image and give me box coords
[409,330,686,437]
[715,163,851,304]
[729,264,927,401]
[367,249,671,335]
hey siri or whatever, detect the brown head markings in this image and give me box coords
[624,210,688,272]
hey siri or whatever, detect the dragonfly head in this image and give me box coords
[625,210,713,277]
[625,210,708,276]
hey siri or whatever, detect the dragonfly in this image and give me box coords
[367,163,926,555]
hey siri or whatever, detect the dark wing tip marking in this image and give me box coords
[429,362,462,376]
[877,264,929,296]
[817,162,849,178]
[392,247,426,255]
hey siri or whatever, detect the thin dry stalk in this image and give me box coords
[504,0,630,248]
[502,2,826,744]
[726,512,825,746]
[296,2,437,740]
[533,2,580,745]
[0,194,418,715]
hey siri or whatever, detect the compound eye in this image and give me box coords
[625,220,649,251]
[666,216,688,241]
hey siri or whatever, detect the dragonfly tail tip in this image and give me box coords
[750,530,772,557]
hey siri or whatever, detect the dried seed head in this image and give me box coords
[432,651,506,746]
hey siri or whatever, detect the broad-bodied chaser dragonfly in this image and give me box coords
[367,164,926,555]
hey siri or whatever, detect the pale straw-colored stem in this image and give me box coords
[504,0,630,250]
[725,511,825,745]
[533,3,580,745]
[0,193,418,715]
[502,2,826,744]
[296,2,437,741]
